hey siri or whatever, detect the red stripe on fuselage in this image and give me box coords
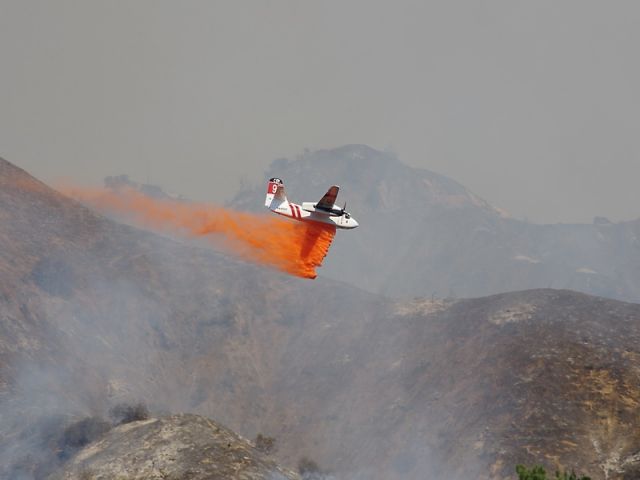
[288,204,305,220]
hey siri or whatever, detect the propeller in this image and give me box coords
[342,202,351,218]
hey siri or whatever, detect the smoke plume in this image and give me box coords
[64,186,335,279]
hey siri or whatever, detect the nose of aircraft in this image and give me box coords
[351,218,359,228]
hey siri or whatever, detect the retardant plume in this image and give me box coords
[64,186,335,279]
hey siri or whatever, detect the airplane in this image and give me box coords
[265,177,359,229]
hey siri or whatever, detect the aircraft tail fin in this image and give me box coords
[265,177,287,209]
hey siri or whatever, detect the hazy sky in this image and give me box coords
[1,1,639,223]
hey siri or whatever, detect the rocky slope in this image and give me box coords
[50,414,299,480]
[0,157,639,479]
[230,145,640,302]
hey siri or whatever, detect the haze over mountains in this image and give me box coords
[231,145,640,302]
[0,154,639,479]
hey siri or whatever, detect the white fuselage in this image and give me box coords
[273,202,359,229]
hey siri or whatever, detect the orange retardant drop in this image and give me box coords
[64,187,335,279]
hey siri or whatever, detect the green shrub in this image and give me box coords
[516,464,591,480]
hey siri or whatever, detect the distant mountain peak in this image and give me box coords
[233,144,505,217]
[228,145,640,301]
[316,143,401,162]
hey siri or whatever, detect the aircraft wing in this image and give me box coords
[316,185,340,211]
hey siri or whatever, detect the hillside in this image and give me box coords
[50,414,299,480]
[230,145,640,302]
[243,288,640,479]
[0,157,639,479]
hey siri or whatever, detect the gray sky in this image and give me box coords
[1,0,639,223]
